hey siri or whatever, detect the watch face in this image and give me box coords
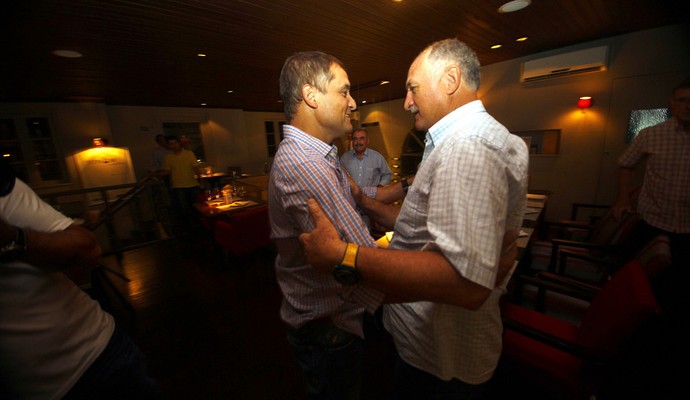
[333,264,360,285]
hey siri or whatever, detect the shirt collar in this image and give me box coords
[427,100,485,149]
[283,124,338,160]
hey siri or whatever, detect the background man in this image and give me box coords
[611,78,690,390]
[156,135,200,234]
[151,134,172,171]
[612,77,690,273]
[340,128,392,187]
[299,38,528,399]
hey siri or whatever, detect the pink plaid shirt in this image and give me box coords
[618,118,690,233]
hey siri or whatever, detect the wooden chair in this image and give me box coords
[500,260,661,399]
[528,207,640,283]
[213,205,272,276]
[524,234,671,311]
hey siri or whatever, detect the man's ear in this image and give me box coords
[444,65,461,95]
[303,84,318,109]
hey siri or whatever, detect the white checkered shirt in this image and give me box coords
[383,100,529,383]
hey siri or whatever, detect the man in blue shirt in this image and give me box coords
[340,128,392,187]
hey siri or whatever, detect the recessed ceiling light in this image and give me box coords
[227,90,234,94]
[197,53,207,57]
[361,100,367,104]
[52,50,83,58]
[200,103,207,106]
[491,44,502,49]
[516,36,528,42]
[498,0,531,13]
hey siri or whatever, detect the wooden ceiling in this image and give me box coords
[1,0,688,112]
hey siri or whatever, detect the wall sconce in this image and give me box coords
[577,96,592,109]
[92,137,105,147]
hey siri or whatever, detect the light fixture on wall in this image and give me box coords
[577,96,593,109]
[92,137,105,147]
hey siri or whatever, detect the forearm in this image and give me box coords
[616,167,635,203]
[356,247,490,309]
[374,178,412,203]
[24,225,102,269]
[359,194,400,230]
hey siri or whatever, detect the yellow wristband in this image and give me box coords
[340,243,359,268]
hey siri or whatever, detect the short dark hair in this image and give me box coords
[279,51,346,122]
[165,135,179,142]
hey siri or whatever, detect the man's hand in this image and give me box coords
[346,173,364,205]
[611,199,634,221]
[495,230,518,287]
[299,199,347,271]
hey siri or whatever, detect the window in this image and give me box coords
[0,116,67,186]
[265,120,286,157]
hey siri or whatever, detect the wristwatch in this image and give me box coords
[401,178,410,192]
[0,226,27,262]
[332,242,360,285]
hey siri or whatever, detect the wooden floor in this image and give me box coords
[96,234,399,399]
[94,232,657,400]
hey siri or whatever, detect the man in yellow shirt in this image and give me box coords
[158,135,200,234]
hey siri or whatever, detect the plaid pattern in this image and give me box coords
[618,118,690,233]
[268,125,384,338]
[383,101,529,383]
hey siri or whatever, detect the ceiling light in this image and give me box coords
[498,0,531,13]
[491,44,502,49]
[200,103,207,106]
[52,50,83,58]
[197,53,207,57]
[227,90,234,94]
[516,37,528,42]
[361,100,367,104]
[380,80,390,85]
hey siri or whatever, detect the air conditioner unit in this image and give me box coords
[520,46,608,83]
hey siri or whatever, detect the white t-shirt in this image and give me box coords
[0,179,115,400]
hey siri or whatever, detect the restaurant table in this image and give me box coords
[196,172,228,190]
[194,197,264,218]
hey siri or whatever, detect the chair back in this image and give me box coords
[588,210,640,247]
[575,260,659,357]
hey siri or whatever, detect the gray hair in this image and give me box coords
[279,51,346,122]
[424,38,481,92]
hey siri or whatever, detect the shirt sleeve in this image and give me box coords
[617,129,648,168]
[278,159,384,312]
[378,155,392,185]
[426,139,508,289]
[0,179,73,232]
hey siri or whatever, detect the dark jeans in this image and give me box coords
[286,321,363,400]
[63,325,161,399]
[170,186,200,233]
[392,355,487,400]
